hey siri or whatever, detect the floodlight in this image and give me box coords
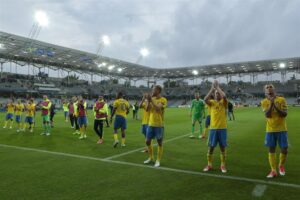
[108,65,115,70]
[118,68,123,72]
[101,62,107,66]
[35,10,49,27]
[102,35,110,46]
[140,48,149,57]
[279,63,286,69]
[0,43,4,49]
[192,70,198,75]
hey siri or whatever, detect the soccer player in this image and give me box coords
[15,99,25,132]
[110,92,130,148]
[144,85,167,167]
[189,92,205,139]
[200,95,213,139]
[228,101,235,121]
[72,96,80,135]
[68,99,75,128]
[24,98,35,132]
[40,95,52,136]
[203,80,228,173]
[3,99,15,129]
[93,96,108,144]
[50,103,56,128]
[139,93,151,152]
[261,84,288,178]
[77,96,88,139]
[62,100,69,122]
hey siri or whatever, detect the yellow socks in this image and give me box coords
[157,146,163,161]
[148,145,154,160]
[220,152,226,167]
[207,153,213,166]
[113,134,119,142]
[121,138,126,145]
[279,153,287,167]
[4,121,8,127]
[268,153,276,171]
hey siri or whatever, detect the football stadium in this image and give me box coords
[1,1,300,199]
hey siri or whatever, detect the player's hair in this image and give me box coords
[154,85,162,93]
[264,84,275,90]
[117,91,123,98]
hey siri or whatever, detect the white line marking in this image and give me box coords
[103,132,192,160]
[0,143,300,189]
[252,184,267,197]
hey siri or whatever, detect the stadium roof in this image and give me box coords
[0,31,299,79]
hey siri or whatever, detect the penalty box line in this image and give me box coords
[0,143,300,189]
[103,132,193,160]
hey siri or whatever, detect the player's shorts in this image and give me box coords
[42,115,50,122]
[78,116,87,126]
[141,124,148,136]
[64,111,69,118]
[114,115,127,130]
[6,113,13,120]
[25,116,33,124]
[146,126,164,140]
[265,132,288,148]
[192,113,203,122]
[208,129,227,147]
[15,115,22,123]
[205,115,211,128]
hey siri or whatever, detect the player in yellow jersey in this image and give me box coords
[3,99,15,129]
[24,98,36,132]
[261,84,288,178]
[144,85,167,167]
[62,100,69,122]
[139,93,151,153]
[203,80,228,173]
[93,95,108,144]
[15,99,25,132]
[40,95,52,136]
[110,92,130,148]
[200,95,214,139]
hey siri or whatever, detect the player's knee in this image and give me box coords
[146,140,151,146]
[281,148,288,154]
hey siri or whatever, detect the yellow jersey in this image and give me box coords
[63,103,69,112]
[261,96,287,132]
[15,103,24,115]
[209,99,227,129]
[141,101,150,125]
[148,97,167,127]
[113,98,130,118]
[7,103,15,114]
[25,103,36,117]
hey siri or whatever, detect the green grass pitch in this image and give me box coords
[0,107,299,199]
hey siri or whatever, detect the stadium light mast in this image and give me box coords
[136,48,149,64]
[96,35,110,56]
[28,10,49,39]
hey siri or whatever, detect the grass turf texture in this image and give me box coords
[0,107,299,199]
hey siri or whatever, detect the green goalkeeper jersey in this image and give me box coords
[191,99,205,116]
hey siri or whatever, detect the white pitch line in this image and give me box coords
[1,143,300,189]
[103,132,192,160]
[252,184,267,197]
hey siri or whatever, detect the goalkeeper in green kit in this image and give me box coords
[189,92,205,139]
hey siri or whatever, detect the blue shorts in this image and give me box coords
[64,111,69,117]
[146,126,164,140]
[6,113,13,120]
[78,116,87,126]
[265,132,288,148]
[15,115,22,123]
[141,124,148,136]
[205,115,211,128]
[208,129,227,147]
[25,116,34,124]
[114,115,127,130]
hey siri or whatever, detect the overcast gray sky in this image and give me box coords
[1,0,300,68]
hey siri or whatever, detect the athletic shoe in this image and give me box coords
[203,165,213,172]
[154,160,160,167]
[266,171,277,178]
[113,140,119,148]
[16,129,20,133]
[83,134,87,139]
[189,135,195,139]
[46,133,50,136]
[79,135,84,140]
[71,126,74,129]
[73,130,79,135]
[220,166,227,173]
[30,129,33,133]
[141,148,149,153]
[144,158,154,164]
[279,166,285,176]
[40,132,46,135]
[121,143,126,147]
[199,135,206,140]
[3,126,6,129]
[97,139,103,144]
